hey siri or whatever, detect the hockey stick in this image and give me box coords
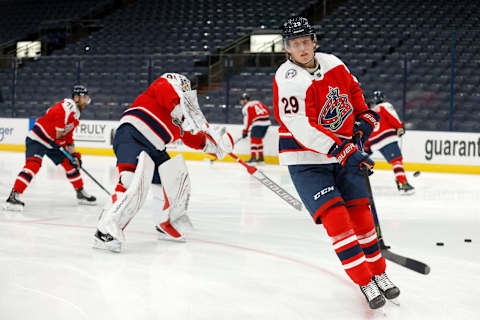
[361,168,430,275]
[202,130,301,210]
[353,135,430,273]
[59,147,112,196]
[235,136,245,144]
[227,152,303,211]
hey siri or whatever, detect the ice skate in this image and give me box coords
[76,188,97,205]
[246,156,257,163]
[155,218,185,242]
[257,155,264,164]
[396,180,415,195]
[93,229,122,253]
[373,272,400,300]
[3,190,25,212]
[359,278,386,309]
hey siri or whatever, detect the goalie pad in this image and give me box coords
[158,154,194,235]
[97,151,154,241]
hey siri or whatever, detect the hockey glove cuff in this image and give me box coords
[353,110,380,143]
[330,141,375,170]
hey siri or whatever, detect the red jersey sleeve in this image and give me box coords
[180,131,206,150]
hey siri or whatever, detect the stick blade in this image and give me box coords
[381,248,431,275]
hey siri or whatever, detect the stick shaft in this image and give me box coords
[227,152,302,211]
[59,147,111,196]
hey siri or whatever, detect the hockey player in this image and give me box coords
[4,85,96,211]
[364,91,414,195]
[93,73,233,253]
[240,93,271,163]
[274,17,400,309]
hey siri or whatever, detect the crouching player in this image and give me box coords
[93,73,233,253]
[4,85,96,211]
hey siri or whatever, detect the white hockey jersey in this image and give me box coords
[273,52,369,165]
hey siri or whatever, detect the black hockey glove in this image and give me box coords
[397,127,405,137]
[352,110,380,143]
[330,141,374,172]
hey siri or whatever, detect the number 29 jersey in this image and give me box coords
[273,52,369,165]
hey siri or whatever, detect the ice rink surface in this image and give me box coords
[0,151,479,320]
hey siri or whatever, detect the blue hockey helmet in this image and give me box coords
[281,16,316,42]
[72,85,88,97]
[240,92,250,101]
[372,91,385,104]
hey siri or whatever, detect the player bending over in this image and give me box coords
[93,73,233,253]
[4,85,96,211]
[240,92,271,163]
[364,91,414,195]
[274,17,400,309]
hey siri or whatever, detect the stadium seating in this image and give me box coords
[0,0,479,132]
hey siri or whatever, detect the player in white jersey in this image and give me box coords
[274,17,400,309]
[365,91,414,194]
[240,93,272,163]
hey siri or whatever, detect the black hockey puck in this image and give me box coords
[464,239,472,243]
[436,242,444,246]
[413,171,421,177]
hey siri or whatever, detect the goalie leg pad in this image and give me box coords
[97,151,155,241]
[158,154,194,235]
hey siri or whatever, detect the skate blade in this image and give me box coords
[92,237,122,253]
[157,233,186,242]
[3,203,24,212]
[388,298,400,306]
[400,189,415,196]
[156,227,186,242]
[78,199,98,206]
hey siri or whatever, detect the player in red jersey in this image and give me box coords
[240,93,271,163]
[274,17,399,309]
[93,73,234,253]
[364,91,414,195]
[4,85,96,211]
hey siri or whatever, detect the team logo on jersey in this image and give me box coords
[318,87,353,131]
[285,69,297,79]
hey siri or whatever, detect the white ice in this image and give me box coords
[0,151,479,320]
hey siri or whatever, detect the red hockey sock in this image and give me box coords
[320,205,372,286]
[13,157,42,194]
[251,137,262,158]
[348,204,386,275]
[61,158,83,190]
[390,157,407,183]
[258,138,264,157]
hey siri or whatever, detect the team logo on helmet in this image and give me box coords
[318,87,353,131]
[285,69,297,79]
